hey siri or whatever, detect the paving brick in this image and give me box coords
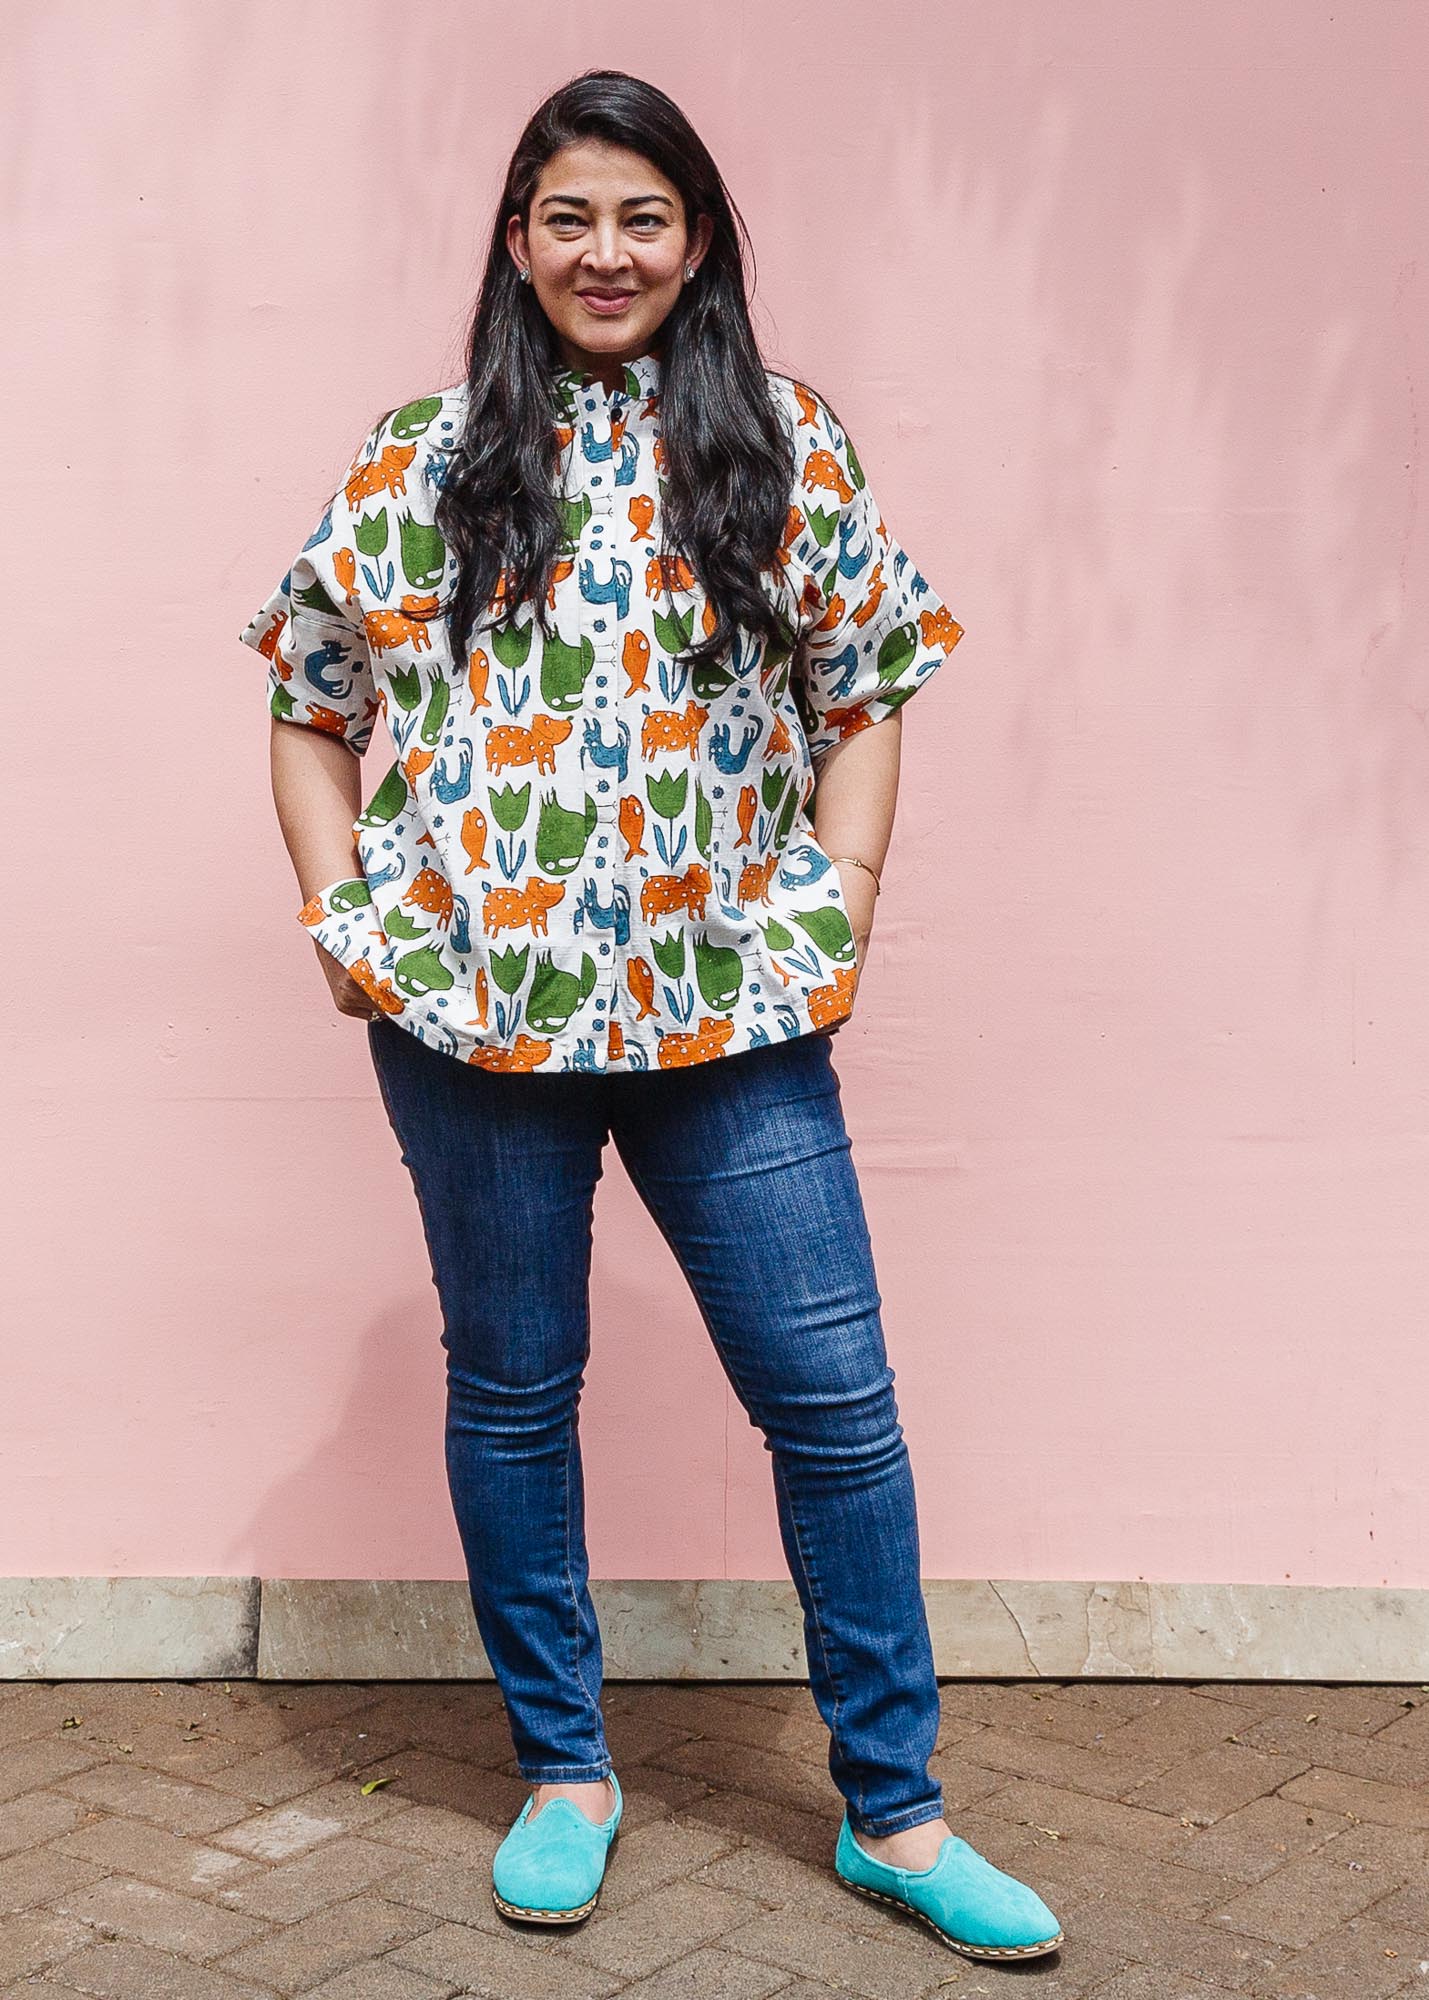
[52,1876,269,1961]
[0,1738,100,1804]
[1189,1685,1419,1735]
[1093,1689,1259,1765]
[1207,1841,1408,1948]
[0,1791,87,1859]
[202,1726,410,1809]
[0,1849,109,1917]
[255,1778,418,1840]
[975,1776,1198,1858]
[358,1805,496,1866]
[938,1680,1155,1747]
[217,1836,411,1923]
[710,1906,960,2000]
[625,1684,828,1766]
[1237,1713,1429,1788]
[647,1735,833,1818]
[57,1765,249,1838]
[1367,1695,1429,1751]
[1123,1742,1311,1824]
[952,1724,1159,1800]
[206,1685,386,1749]
[1278,1768,1429,1830]
[0,1911,92,1984]
[922,1747,1011,1812]
[1182,1794,1353,1883]
[686,1788,834,1868]
[211,1805,348,1863]
[391,1922,625,1998]
[566,1880,766,1981]
[1090,1970,1243,2000]
[32,1938,278,2000]
[55,1816,261,1895]
[377,1856,506,1935]
[1070,1890,1293,1988]
[999,1826,1231,1919]
[347,1749,507,1820]
[302,1967,458,2000]
[218,1896,434,1994]
[580,1814,741,1913]
[91,1722,254,1781]
[616,1946,792,1998]
[1249,1916,1429,1997]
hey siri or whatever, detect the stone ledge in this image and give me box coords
[2,1577,1424,1681]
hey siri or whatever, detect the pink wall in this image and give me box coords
[7,4,1427,1590]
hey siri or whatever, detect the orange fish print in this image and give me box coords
[628,492,656,543]
[474,965,489,1028]
[619,794,647,860]
[735,784,757,847]
[623,628,650,694]
[626,956,659,1021]
[461,805,489,873]
[467,647,490,710]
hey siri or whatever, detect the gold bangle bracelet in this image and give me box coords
[829,854,882,894]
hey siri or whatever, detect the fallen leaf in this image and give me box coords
[60,1716,81,1730]
[1032,1824,1062,1841]
[1303,1712,1318,1723]
[360,1775,400,1795]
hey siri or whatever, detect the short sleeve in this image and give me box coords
[237,421,385,758]
[791,390,965,761]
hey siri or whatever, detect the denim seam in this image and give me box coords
[771,1447,852,1807]
[613,1142,853,1807]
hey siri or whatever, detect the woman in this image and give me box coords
[240,68,1062,1964]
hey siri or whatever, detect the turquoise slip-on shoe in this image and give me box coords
[491,1770,623,1924]
[834,1813,1063,1961]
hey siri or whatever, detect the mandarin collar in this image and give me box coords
[549,344,663,405]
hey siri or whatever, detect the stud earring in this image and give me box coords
[518,266,531,283]
[685,264,694,281]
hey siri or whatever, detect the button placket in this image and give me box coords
[578,383,621,1062]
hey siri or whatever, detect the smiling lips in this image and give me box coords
[578,288,638,315]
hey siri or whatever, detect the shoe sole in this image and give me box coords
[491,1823,619,1926]
[836,1871,1064,1961]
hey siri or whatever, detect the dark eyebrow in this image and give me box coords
[536,193,675,210]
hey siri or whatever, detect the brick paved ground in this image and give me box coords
[2,1676,1427,1997]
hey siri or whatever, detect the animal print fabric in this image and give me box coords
[238,350,964,1072]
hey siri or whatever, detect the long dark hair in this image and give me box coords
[435,69,801,677]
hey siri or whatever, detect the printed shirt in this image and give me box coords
[238,350,964,1072]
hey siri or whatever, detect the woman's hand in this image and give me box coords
[314,944,380,1019]
[815,859,880,1039]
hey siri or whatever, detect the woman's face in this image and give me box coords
[508,139,711,388]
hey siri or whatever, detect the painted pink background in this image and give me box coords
[6,5,1427,1589]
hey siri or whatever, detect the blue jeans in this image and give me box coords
[365,1020,945,1838]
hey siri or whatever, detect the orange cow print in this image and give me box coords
[822,703,877,742]
[736,852,778,906]
[808,965,858,1030]
[644,551,696,597]
[802,446,855,505]
[363,595,439,655]
[345,441,417,508]
[640,699,708,760]
[482,876,565,937]
[403,865,453,926]
[639,863,710,926]
[656,1017,736,1068]
[467,1033,553,1072]
[923,603,964,651]
[485,714,572,775]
